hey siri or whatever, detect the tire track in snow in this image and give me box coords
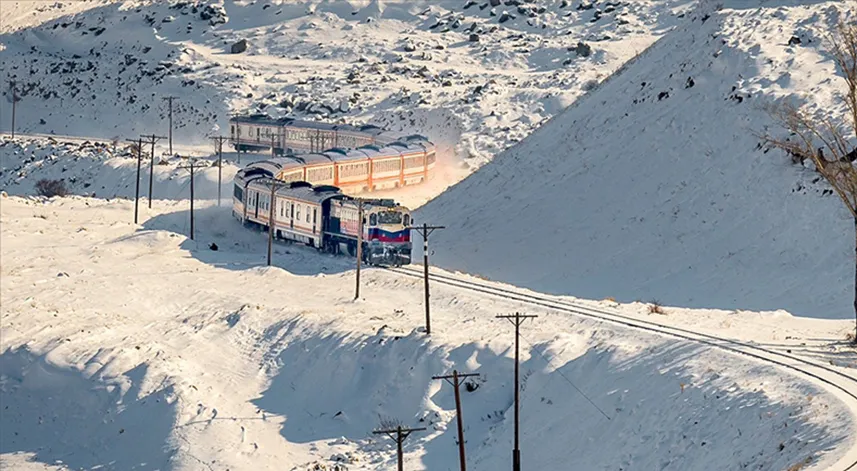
[386,265,857,471]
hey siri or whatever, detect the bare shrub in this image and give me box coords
[35,179,68,197]
[761,21,857,342]
[648,299,665,315]
[786,456,813,471]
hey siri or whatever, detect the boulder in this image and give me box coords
[231,39,248,54]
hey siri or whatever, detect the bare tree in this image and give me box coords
[763,21,857,341]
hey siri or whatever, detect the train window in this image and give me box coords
[230,125,235,137]
[297,205,301,221]
[377,212,402,224]
[313,209,317,224]
[256,128,261,141]
[306,210,311,223]
[403,214,410,226]
[369,214,377,226]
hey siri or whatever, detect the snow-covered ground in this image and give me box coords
[2,194,856,471]
[417,0,856,320]
[1,0,692,175]
[4,0,857,470]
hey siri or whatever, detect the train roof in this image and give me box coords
[228,114,435,149]
[274,183,342,204]
[242,178,344,204]
[230,114,368,134]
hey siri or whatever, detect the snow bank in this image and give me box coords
[416,1,854,319]
[1,195,852,470]
[0,348,178,470]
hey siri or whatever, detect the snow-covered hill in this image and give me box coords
[417,0,855,320]
[2,194,854,471]
[1,0,692,170]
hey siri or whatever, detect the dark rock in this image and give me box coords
[209,242,219,251]
[658,91,670,100]
[574,41,592,57]
[464,0,477,8]
[469,33,480,42]
[685,77,695,88]
[498,11,515,23]
[231,39,248,54]
[788,35,801,46]
[577,2,594,10]
[490,0,501,5]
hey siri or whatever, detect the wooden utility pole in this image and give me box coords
[372,425,426,471]
[265,178,288,266]
[176,158,200,240]
[495,312,538,471]
[162,96,178,154]
[140,134,165,208]
[211,136,229,207]
[408,223,446,335]
[8,80,18,139]
[355,198,364,300]
[127,137,143,224]
[432,370,480,471]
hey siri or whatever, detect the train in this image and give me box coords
[229,114,438,265]
[232,175,412,266]
[229,115,437,192]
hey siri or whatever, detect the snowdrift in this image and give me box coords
[417,0,854,319]
[1,195,851,470]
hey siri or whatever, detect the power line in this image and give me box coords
[176,157,201,240]
[211,136,229,207]
[518,332,612,421]
[495,312,538,471]
[140,134,165,208]
[408,223,446,334]
[162,96,178,154]
[432,370,480,471]
[126,137,143,223]
[372,425,426,471]
[355,198,364,300]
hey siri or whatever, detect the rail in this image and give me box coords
[385,265,857,471]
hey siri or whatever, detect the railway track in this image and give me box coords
[386,265,857,471]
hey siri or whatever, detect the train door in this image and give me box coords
[254,191,259,218]
[312,208,317,234]
[290,202,295,229]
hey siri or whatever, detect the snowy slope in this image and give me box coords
[2,195,854,471]
[1,0,692,171]
[417,0,855,320]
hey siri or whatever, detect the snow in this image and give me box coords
[3,0,857,470]
[417,0,856,320]
[1,0,692,176]
[1,194,856,470]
